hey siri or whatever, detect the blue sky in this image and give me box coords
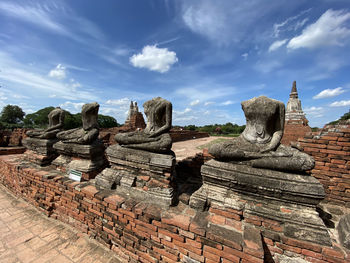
[0,0,350,127]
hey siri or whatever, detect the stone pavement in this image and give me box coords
[172,136,228,160]
[0,184,121,263]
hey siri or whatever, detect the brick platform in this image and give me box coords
[1,154,349,263]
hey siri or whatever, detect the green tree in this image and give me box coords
[0,105,25,124]
[64,112,82,130]
[98,114,118,128]
[23,106,55,127]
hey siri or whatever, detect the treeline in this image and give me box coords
[0,105,120,130]
[182,122,246,136]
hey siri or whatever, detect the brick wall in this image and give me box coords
[298,123,350,207]
[1,154,349,263]
[170,130,209,143]
[281,119,312,146]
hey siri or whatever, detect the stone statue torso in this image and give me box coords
[241,98,280,144]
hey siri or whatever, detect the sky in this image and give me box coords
[0,0,350,127]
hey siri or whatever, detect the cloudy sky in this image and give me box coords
[0,0,350,127]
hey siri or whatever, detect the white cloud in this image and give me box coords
[268,39,288,52]
[313,87,345,99]
[190,99,200,106]
[59,101,85,113]
[288,9,350,49]
[330,100,350,107]
[221,100,234,106]
[0,2,104,44]
[204,101,215,106]
[183,3,227,44]
[304,106,324,118]
[130,45,178,73]
[49,64,66,79]
[106,98,130,107]
[184,108,192,113]
[0,2,67,35]
[273,8,312,37]
[0,51,98,101]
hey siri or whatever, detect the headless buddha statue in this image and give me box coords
[209,96,314,172]
[56,102,99,144]
[115,97,172,153]
[26,107,65,139]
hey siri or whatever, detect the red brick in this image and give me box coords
[322,247,345,259]
[158,229,184,242]
[225,218,242,231]
[305,257,328,263]
[208,214,226,225]
[188,252,205,262]
[81,185,99,197]
[276,242,302,254]
[162,212,192,231]
[203,250,220,262]
[209,208,241,220]
[186,238,202,249]
[104,194,125,207]
[174,239,202,255]
[179,229,195,239]
[281,237,322,252]
[302,249,323,259]
[152,246,179,262]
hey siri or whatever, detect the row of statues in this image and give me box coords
[26,95,314,172]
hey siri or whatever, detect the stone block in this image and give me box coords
[53,140,105,159]
[96,144,176,206]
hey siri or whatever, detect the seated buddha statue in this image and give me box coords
[56,102,99,144]
[209,96,314,172]
[26,107,65,139]
[115,97,172,153]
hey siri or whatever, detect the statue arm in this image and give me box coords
[77,128,99,144]
[149,103,172,138]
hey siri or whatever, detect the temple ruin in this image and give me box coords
[0,94,349,263]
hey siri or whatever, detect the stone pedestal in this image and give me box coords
[22,137,58,165]
[95,144,176,206]
[190,159,331,246]
[53,140,106,180]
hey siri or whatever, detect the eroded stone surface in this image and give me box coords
[96,144,176,206]
[115,97,172,153]
[23,107,65,165]
[26,107,65,139]
[337,213,350,250]
[57,102,99,145]
[209,96,314,172]
[53,103,106,178]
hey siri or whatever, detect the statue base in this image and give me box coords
[95,144,176,206]
[52,140,107,180]
[22,138,58,165]
[189,159,331,246]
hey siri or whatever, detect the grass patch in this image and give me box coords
[197,138,231,150]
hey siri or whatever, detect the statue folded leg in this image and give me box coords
[209,138,314,172]
[115,132,172,153]
[250,145,314,171]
